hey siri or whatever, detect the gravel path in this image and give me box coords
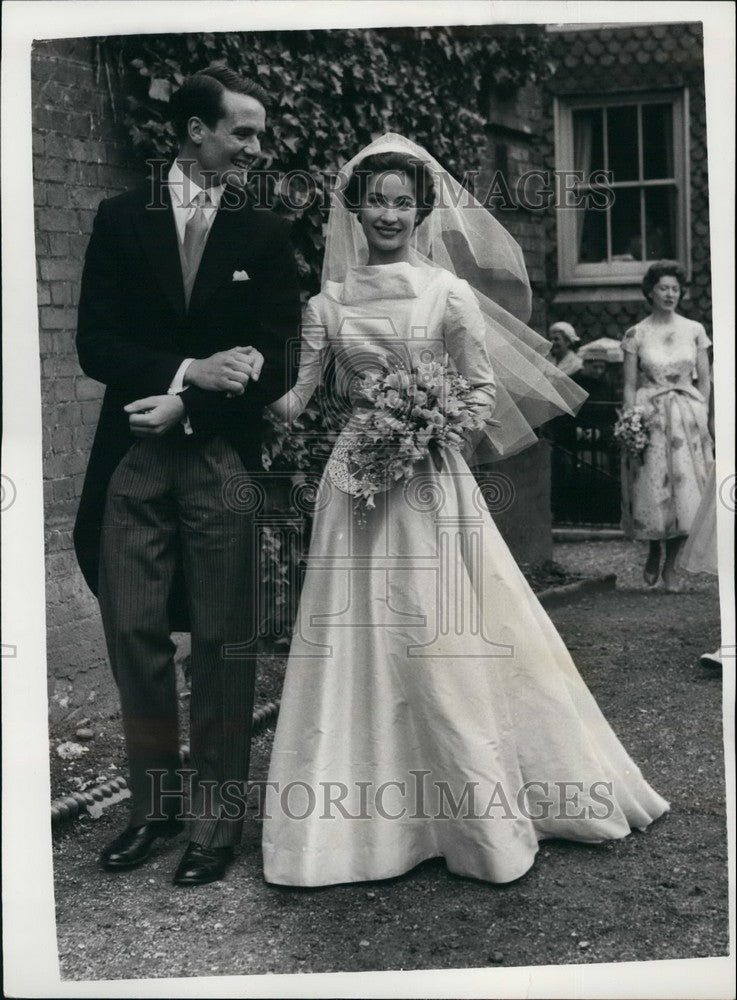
[51,541,728,981]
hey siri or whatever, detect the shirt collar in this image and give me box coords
[168,159,225,209]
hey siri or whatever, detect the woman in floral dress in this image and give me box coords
[621,261,713,590]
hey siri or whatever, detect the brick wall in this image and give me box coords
[33,37,139,719]
[542,22,711,344]
[478,81,553,562]
[483,81,547,328]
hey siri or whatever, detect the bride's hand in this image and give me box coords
[467,400,493,425]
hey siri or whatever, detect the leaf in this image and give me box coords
[148,77,172,102]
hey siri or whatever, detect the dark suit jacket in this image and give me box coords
[73,176,302,628]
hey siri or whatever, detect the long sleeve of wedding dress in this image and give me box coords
[267,298,328,424]
[443,279,500,454]
[444,279,497,408]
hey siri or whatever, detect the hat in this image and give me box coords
[548,321,580,345]
[578,337,624,363]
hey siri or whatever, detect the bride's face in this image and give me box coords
[357,171,419,264]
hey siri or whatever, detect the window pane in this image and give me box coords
[611,187,642,260]
[642,103,674,179]
[576,205,607,263]
[607,105,639,182]
[644,186,677,259]
[572,108,604,175]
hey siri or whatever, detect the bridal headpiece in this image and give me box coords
[322,133,587,461]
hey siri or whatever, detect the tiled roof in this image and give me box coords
[548,21,704,93]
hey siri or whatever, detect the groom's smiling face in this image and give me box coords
[192,89,266,186]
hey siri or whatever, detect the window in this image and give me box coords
[555,91,689,285]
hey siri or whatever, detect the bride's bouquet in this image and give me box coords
[328,358,492,512]
[613,404,651,458]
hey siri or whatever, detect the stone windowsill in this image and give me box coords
[553,285,646,304]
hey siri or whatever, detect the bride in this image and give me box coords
[260,134,668,886]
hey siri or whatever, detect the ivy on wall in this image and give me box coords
[101,25,550,294]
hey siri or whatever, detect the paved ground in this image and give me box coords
[51,540,729,982]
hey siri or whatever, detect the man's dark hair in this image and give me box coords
[641,259,688,303]
[170,64,271,142]
[344,151,436,226]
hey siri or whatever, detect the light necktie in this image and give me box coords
[181,190,211,309]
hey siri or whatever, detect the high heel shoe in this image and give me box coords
[643,566,659,587]
[643,549,661,587]
[662,567,682,593]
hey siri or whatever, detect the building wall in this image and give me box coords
[542,22,711,346]
[482,81,547,327]
[33,37,139,718]
[479,80,553,563]
[488,441,553,566]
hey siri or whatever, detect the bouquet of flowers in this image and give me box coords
[613,404,651,458]
[327,358,493,512]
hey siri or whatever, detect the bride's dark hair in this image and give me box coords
[343,151,436,225]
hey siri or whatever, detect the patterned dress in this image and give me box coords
[621,314,713,541]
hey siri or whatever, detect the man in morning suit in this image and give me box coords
[74,65,301,885]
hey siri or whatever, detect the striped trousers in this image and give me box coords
[98,434,256,848]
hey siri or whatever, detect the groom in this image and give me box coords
[74,65,301,885]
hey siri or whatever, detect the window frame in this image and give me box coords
[554,89,690,287]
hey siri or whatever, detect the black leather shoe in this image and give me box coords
[173,842,234,886]
[99,820,184,871]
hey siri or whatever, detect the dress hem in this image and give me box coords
[262,847,540,889]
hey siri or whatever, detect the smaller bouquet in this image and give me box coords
[613,404,650,458]
[327,357,492,514]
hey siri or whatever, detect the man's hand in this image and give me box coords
[184,347,264,396]
[124,395,185,437]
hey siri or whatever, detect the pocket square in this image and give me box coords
[232,270,250,281]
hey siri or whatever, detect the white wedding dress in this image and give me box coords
[261,261,668,886]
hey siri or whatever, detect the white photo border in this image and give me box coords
[2,2,734,997]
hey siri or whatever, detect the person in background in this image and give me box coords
[620,261,713,591]
[576,347,617,403]
[548,321,583,377]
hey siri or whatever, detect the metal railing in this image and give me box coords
[548,401,622,527]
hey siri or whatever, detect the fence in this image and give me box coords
[549,401,622,527]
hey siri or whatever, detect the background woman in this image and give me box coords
[548,321,583,377]
[621,261,713,590]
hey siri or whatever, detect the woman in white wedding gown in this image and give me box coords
[261,136,668,887]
